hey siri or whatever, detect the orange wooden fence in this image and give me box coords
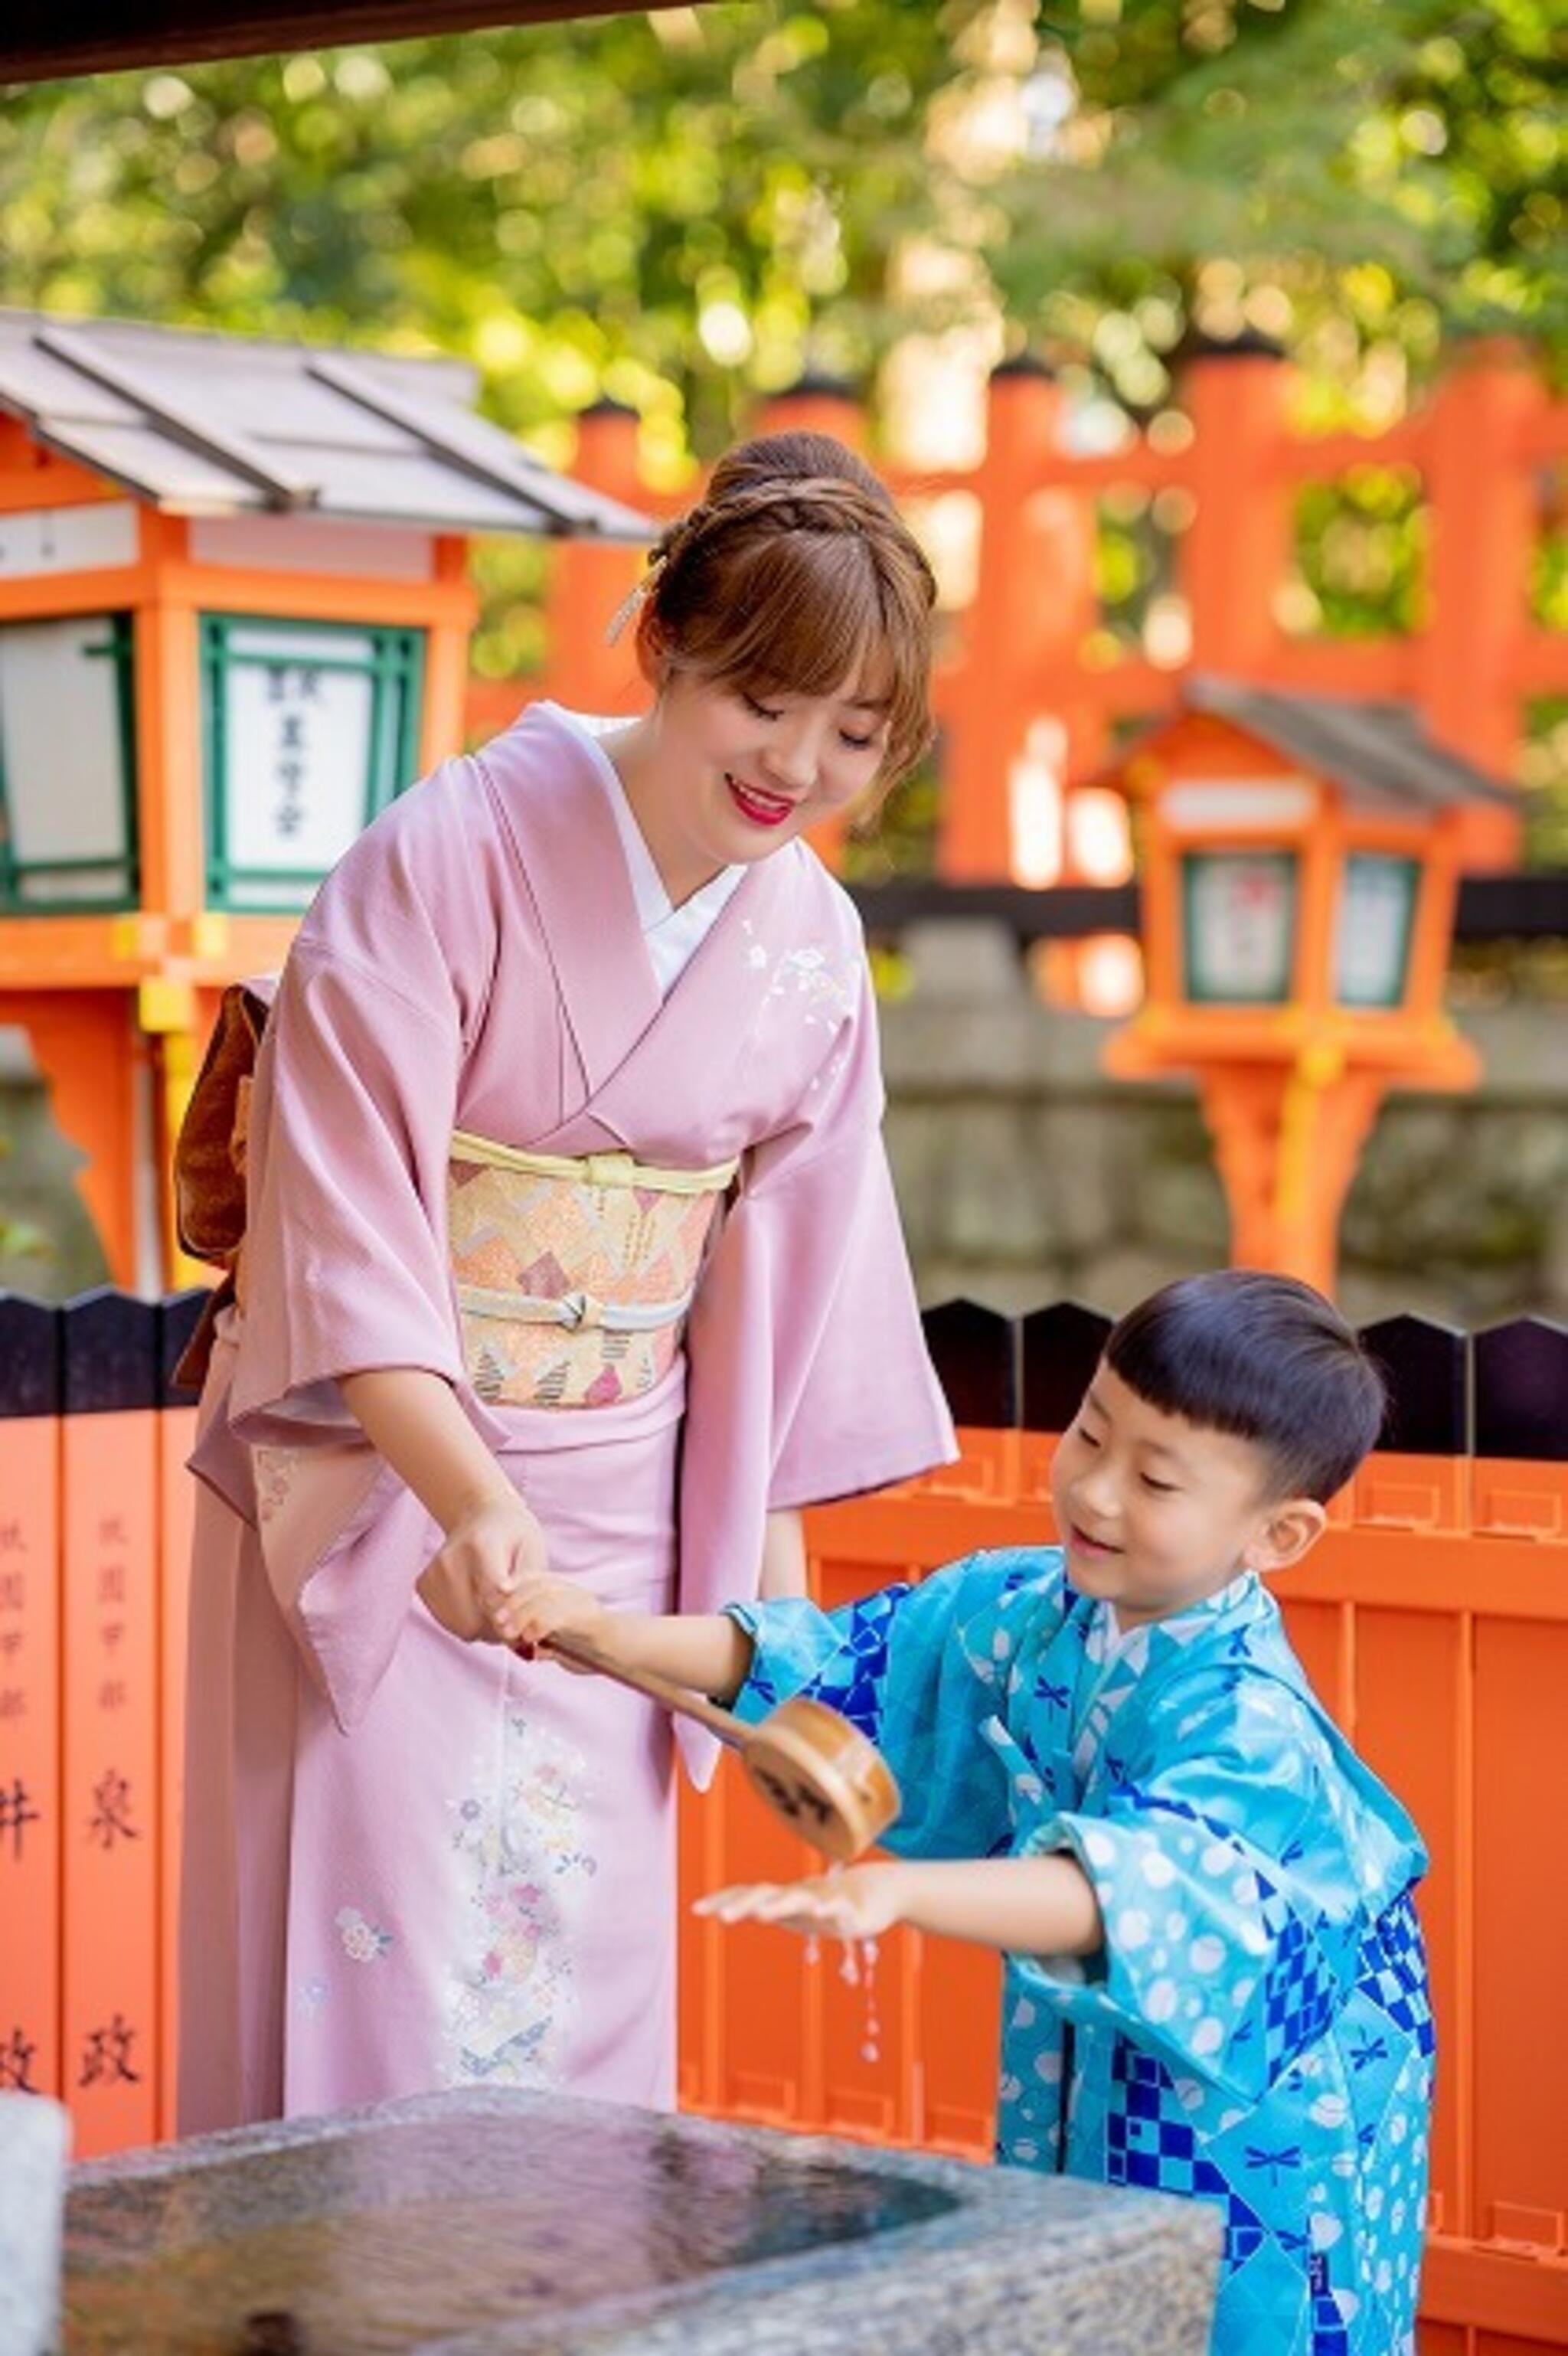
[2,1289,1565,2355]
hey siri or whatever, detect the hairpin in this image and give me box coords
[604,577,648,648]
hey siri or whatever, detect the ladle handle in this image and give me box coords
[540,1630,746,1750]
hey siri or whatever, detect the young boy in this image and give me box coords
[496,1271,1435,2356]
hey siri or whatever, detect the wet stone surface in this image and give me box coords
[65,2088,1220,2354]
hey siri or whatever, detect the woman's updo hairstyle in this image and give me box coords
[631,431,936,793]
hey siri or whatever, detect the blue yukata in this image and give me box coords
[729,1551,1435,2356]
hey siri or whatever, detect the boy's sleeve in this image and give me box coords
[1015,1673,1376,2104]
[727,1551,1049,1861]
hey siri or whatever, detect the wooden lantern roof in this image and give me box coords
[0,307,652,542]
[1114,675,1516,818]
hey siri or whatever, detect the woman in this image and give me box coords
[176,430,956,2131]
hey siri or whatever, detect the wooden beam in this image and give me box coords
[3,0,693,85]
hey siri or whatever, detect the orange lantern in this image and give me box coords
[1102,677,1511,1293]
[0,311,648,1289]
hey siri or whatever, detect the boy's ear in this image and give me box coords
[1243,1497,1328,1575]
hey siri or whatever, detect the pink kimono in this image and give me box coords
[178,704,955,2133]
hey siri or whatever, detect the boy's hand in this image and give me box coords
[416,1492,550,1644]
[489,1569,613,1666]
[694,1864,905,1941]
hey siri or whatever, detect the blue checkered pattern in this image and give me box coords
[801,1586,910,1741]
[1106,2041,1266,2269]
[745,1662,782,1711]
[1356,1891,1436,2057]
[1262,1910,1341,2073]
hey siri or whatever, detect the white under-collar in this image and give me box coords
[545,702,744,994]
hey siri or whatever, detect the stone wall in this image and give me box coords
[880,921,1568,1328]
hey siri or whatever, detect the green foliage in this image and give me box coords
[2,0,1560,455]
[1093,483,1189,647]
[1,2,1561,861]
[1522,698,1568,866]
[0,7,993,456]
[0,1128,60,1280]
[991,0,1565,407]
[1292,466,1428,637]
[842,755,945,884]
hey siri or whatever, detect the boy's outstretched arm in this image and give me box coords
[492,1570,754,1703]
[697,1854,1102,1961]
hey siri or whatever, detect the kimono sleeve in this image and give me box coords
[212,776,505,1728]
[227,766,497,1449]
[756,958,954,1511]
[675,945,956,1638]
[728,1551,1045,1861]
[1016,1671,1381,2106]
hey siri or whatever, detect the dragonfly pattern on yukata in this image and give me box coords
[730,1550,1435,2356]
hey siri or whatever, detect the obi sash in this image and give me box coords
[447,1129,738,1410]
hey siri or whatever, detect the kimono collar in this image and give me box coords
[547,704,746,994]
[479,701,659,1099]
[479,701,810,1145]
[1095,1567,1261,1661]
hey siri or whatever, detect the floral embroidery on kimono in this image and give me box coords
[253,1446,301,1524]
[335,1906,394,1963]
[768,943,861,1021]
[442,1708,599,2089]
[730,1551,1435,2356]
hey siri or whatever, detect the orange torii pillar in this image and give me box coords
[542,401,655,723]
[1418,339,1534,869]
[1181,332,1294,681]
[759,374,867,453]
[940,357,1093,881]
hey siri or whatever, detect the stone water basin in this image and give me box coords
[65,2088,1219,2354]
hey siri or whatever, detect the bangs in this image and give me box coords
[665,530,932,785]
[1105,1271,1388,1505]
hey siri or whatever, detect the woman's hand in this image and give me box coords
[416,1492,550,1644]
[694,1863,907,1942]
[341,1368,550,1645]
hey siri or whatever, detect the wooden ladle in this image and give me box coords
[541,1632,901,1863]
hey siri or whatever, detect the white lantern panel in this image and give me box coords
[15,864,129,907]
[1182,851,1297,1004]
[203,616,421,912]
[217,624,377,894]
[1334,853,1419,1009]
[0,617,131,900]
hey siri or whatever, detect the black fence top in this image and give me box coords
[848,872,1568,948]
[1473,1319,1568,1464]
[57,1289,159,1417]
[0,1288,204,1417]
[0,1294,60,1421]
[917,1299,1565,1464]
[0,1289,1562,1459]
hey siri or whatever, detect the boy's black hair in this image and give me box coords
[1104,1269,1387,1503]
